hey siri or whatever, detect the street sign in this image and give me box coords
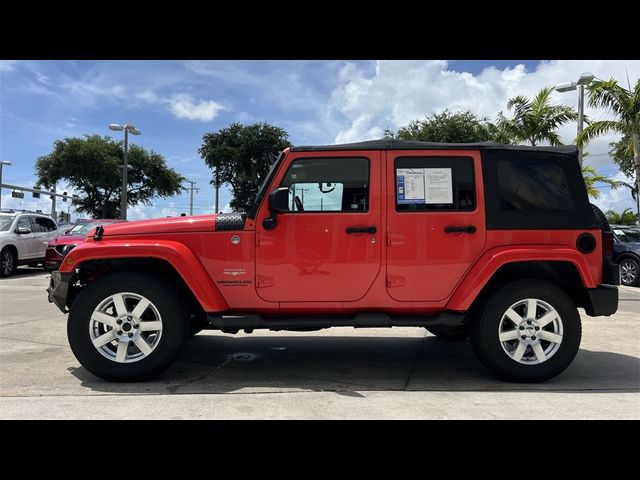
[11,191,24,199]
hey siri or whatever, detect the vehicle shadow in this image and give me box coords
[68,334,640,395]
[2,267,49,279]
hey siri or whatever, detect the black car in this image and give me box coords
[612,225,640,287]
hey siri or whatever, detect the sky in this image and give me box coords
[1,59,638,219]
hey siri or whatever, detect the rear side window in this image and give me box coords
[394,156,475,211]
[497,158,573,211]
[280,157,369,212]
[31,216,57,232]
[482,149,596,230]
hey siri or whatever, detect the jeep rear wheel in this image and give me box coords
[67,273,189,381]
[470,280,581,382]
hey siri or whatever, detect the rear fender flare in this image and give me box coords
[446,246,597,311]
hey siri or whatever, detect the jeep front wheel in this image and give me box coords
[470,280,581,383]
[67,273,189,381]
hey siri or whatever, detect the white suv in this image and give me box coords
[0,212,59,277]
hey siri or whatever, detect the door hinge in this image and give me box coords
[386,274,406,288]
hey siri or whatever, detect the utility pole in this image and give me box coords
[184,179,199,216]
[51,184,56,220]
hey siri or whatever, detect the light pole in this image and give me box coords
[0,161,12,211]
[109,123,141,220]
[555,72,595,166]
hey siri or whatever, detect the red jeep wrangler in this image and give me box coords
[48,140,619,382]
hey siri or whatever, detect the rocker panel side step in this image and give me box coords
[206,311,465,331]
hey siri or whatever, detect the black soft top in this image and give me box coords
[291,139,577,156]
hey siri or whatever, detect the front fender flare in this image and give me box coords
[59,240,228,312]
[446,245,597,311]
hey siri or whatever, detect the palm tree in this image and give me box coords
[605,208,638,225]
[577,77,640,199]
[581,165,623,199]
[498,87,579,146]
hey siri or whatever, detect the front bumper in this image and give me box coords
[47,271,73,313]
[584,285,618,317]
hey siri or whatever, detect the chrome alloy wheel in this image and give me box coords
[498,298,563,365]
[89,292,163,363]
[2,251,15,276]
[620,259,638,286]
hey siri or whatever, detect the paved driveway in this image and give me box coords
[1,269,638,419]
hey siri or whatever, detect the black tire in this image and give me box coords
[0,247,17,278]
[67,272,190,381]
[619,257,639,286]
[426,324,468,340]
[470,279,581,383]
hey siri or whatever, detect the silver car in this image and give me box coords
[0,212,59,277]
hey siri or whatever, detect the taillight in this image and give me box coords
[603,231,613,259]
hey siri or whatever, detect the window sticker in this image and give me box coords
[397,167,453,204]
[397,168,425,204]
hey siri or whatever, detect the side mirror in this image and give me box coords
[15,227,31,234]
[263,187,290,230]
[269,187,290,213]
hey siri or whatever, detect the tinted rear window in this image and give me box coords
[497,158,573,212]
[482,149,596,230]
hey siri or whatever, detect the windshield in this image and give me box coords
[614,228,640,243]
[247,151,284,219]
[68,221,109,235]
[0,216,16,232]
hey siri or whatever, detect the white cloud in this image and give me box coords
[167,94,225,122]
[330,60,640,170]
[592,171,637,215]
[0,60,18,72]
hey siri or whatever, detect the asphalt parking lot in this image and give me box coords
[1,268,638,419]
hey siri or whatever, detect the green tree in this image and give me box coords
[581,164,622,199]
[35,135,184,218]
[199,122,291,212]
[387,110,500,143]
[499,87,579,146]
[577,78,640,195]
[609,134,635,178]
[605,208,637,225]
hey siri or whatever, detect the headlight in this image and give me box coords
[62,244,77,256]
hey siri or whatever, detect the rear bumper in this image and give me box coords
[47,271,72,313]
[584,285,618,317]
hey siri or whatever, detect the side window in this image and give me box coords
[30,216,48,232]
[44,218,57,231]
[17,216,31,231]
[395,156,475,211]
[497,158,573,211]
[280,157,369,212]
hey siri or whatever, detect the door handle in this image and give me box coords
[346,226,377,234]
[444,225,476,234]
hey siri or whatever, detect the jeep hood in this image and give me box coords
[92,215,218,237]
